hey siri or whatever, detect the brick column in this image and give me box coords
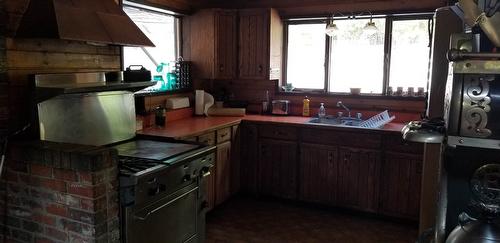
[0,141,120,243]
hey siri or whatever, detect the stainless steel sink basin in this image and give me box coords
[308,116,363,127]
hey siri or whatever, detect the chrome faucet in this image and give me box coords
[336,101,351,118]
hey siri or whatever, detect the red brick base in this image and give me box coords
[0,141,120,243]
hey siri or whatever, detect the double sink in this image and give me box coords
[308,116,364,127]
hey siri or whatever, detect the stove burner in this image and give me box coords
[119,156,167,176]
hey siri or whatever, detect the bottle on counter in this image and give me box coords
[302,96,310,117]
[318,103,326,118]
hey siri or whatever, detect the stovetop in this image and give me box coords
[111,139,203,177]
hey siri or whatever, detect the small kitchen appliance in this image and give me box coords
[271,100,290,115]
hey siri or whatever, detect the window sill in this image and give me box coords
[276,90,426,101]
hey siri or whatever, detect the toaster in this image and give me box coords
[271,100,290,115]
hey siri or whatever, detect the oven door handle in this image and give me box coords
[133,187,198,221]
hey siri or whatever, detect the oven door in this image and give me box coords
[123,184,199,243]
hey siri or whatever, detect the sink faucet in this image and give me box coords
[336,101,351,118]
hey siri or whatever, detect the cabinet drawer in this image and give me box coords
[198,132,216,146]
[259,125,297,141]
[216,127,231,144]
[384,135,424,154]
[301,128,381,149]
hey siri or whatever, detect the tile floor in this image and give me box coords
[206,196,418,243]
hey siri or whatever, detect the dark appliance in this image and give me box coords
[33,72,215,243]
[403,2,500,242]
[124,65,152,82]
[115,139,215,243]
[405,33,500,242]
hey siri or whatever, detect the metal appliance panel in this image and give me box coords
[38,91,136,146]
[445,61,500,143]
[124,185,199,243]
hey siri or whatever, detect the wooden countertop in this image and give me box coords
[138,114,406,139]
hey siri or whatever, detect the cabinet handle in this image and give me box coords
[258,65,263,73]
[219,64,224,72]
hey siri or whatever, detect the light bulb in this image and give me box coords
[325,22,339,37]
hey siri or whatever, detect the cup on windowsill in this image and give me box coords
[396,87,404,96]
[350,88,361,95]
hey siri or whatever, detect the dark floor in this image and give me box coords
[206,196,418,243]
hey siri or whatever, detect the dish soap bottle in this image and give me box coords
[318,103,326,118]
[302,96,310,117]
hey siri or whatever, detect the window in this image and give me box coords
[122,2,180,75]
[284,15,432,95]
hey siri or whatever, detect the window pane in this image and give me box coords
[286,24,326,90]
[389,19,430,92]
[123,6,177,73]
[329,18,386,94]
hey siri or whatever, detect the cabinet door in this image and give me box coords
[337,146,381,213]
[215,141,232,206]
[379,152,422,220]
[240,124,259,194]
[299,143,338,204]
[214,10,237,79]
[238,9,270,80]
[259,138,298,199]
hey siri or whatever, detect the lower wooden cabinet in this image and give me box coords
[337,146,381,213]
[299,144,381,213]
[379,151,422,220]
[215,141,232,206]
[240,124,259,194]
[299,143,337,204]
[259,138,298,199]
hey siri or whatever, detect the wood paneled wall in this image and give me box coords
[5,0,122,137]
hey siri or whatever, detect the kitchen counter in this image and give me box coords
[138,114,406,139]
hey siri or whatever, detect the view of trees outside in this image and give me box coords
[329,18,386,93]
[123,6,177,76]
[389,19,431,92]
[286,23,326,90]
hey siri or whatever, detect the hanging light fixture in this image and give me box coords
[325,15,339,37]
[363,12,378,35]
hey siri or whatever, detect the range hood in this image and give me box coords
[34,72,156,102]
[16,0,154,47]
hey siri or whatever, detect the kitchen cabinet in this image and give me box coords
[240,124,259,195]
[299,143,381,213]
[259,138,298,199]
[183,9,237,79]
[238,8,283,80]
[184,125,239,210]
[379,151,422,220]
[215,141,232,205]
[299,143,338,204]
[337,146,381,213]
[237,122,423,220]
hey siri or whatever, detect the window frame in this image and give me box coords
[120,1,182,71]
[282,13,433,96]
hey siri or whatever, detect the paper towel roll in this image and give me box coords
[203,92,215,116]
[195,90,204,115]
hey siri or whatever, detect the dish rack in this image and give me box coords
[359,110,395,128]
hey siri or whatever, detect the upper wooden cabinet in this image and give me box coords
[183,8,283,81]
[239,8,282,80]
[183,9,238,79]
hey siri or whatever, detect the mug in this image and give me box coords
[396,87,403,96]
